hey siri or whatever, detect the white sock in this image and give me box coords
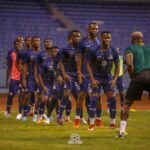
[90,118,95,124]
[119,120,127,134]
[75,115,80,119]
[110,118,115,124]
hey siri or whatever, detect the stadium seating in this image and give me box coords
[0,0,150,88]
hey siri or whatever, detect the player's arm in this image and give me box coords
[22,63,28,88]
[125,52,134,78]
[77,53,84,84]
[6,60,10,88]
[54,63,63,84]
[34,64,39,85]
[6,53,11,88]
[86,51,98,88]
[38,72,48,94]
[59,51,70,81]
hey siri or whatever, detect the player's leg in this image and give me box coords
[5,80,20,117]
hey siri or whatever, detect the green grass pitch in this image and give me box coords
[0,110,150,150]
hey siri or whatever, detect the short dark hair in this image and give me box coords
[32,36,40,41]
[51,46,59,50]
[101,31,111,36]
[68,30,81,40]
[44,37,52,42]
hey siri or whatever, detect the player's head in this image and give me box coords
[25,36,32,49]
[88,22,99,39]
[69,30,81,46]
[44,37,53,49]
[131,31,144,45]
[16,35,24,49]
[32,36,40,49]
[14,40,21,51]
[67,33,72,44]
[50,46,59,58]
[101,31,112,46]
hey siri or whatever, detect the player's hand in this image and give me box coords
[91,78,99,88]
[78,73,84,84]
[57,75,63,85]
[22,79,27,88]
[43,86,48,94]
[63,73,70,81]
[110,79,116,89]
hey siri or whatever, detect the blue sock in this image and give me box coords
[89,96,98,118]
[58,96,68,119]
[76,107,82,117]
[66,100,72,116]
[39,101,45,116]
[6,94,13,113]
[85,95,90,115]
[23,105,28,117]
[27,105,31,114]
[120,95,125,107]
[108,96,116,118]
[96,108,102,118]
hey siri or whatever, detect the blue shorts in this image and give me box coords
[41,84,53,97]
[79,77,89,92]
[27,75,36,93]
[9,79,20,95]
[52,81,63,99]
[63,76,79,99]
[116,76,124,91]
[91,75,114,93]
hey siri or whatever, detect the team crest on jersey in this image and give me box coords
[107,55,113,59]
[96,55,101,61]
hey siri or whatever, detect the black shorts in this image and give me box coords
[125,69,150,101]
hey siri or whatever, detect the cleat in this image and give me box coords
[50,116,54,121]
[22,116,27,121]
[74,118,80,128]
[88,124,94,131]
[116,132,125,138]
[42,114,47,119]
[110,123,117,129]
[95,119,104,127]
[81,118,87,124]
[130,108,136,112]
[65,116,72,123]
[32,115,38,122]
[36,116,43,124]
[16,113,22,120]
[57,118,63,125]
[45,118,50,125]
[4,111,11,118]
[28,112,34,117]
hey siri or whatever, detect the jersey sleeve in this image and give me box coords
[125,46,133,54]
[23,51,29,64]
[113,48,120,65]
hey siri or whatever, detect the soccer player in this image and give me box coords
[57,30,81,125]
[86,31,120,130]
[118,31,150,138]
[110,47,125,110]
[16,36,32,120]
[22,36,40,121]
[4,40,22,117]
[34,37,53,123]
[74,22,101,128]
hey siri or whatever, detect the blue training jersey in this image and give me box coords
[60,44,78,77]
[77,36,100,75]
[88,45,119,78]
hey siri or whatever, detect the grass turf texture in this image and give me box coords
[0,110,150,150]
